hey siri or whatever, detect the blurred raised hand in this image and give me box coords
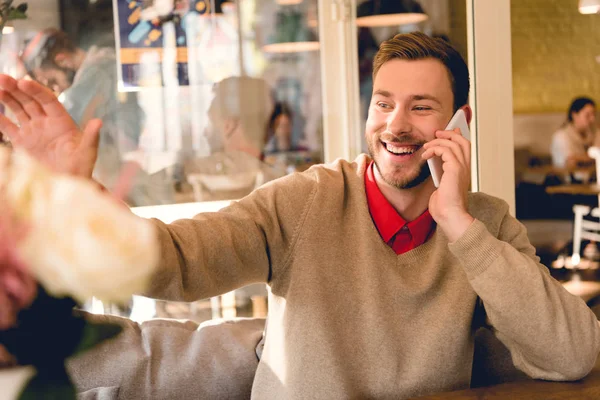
[0,203,36,331]
[0,75,102,178]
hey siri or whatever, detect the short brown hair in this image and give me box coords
[373,32,470,112]
[21,28,77,73]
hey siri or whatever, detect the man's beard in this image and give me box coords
[367,133,431,189]
[372,158,431,189]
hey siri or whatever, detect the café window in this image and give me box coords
[4,0,323,209]
[0,0,326,322]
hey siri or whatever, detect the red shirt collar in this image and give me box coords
[364,161,434,248]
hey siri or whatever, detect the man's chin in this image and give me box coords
[379,166,431,190]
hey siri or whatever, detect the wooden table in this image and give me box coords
[521,165,595,185]
[546,183,600,196]
[415,355,600,399]
[562,280,600,302]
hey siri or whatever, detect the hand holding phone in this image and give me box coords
[427,109,470,188]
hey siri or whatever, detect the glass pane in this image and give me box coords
[7,0,323,208]
[355,0,469,154]
[2,0,323,323]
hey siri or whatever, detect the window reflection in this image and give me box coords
[0,0,324,323]
[9,0,323,211]
[182,75,286,202]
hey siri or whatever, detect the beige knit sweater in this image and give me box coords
[148,154,600,399]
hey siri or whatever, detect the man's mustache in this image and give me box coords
[378,130,426,146]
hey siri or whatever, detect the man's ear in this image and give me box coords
[53,52,70,68]
[461,105,473,125]
[222,118,239,140]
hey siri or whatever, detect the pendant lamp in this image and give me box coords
[263,10,319,54]
[356,0,428,28]
[579,0,600,14]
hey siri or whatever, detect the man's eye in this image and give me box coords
[413,106,432,111]
[377,102,391,109]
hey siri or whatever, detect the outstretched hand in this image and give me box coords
[0,75,101,178]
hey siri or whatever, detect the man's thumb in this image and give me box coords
[81,118,102,151]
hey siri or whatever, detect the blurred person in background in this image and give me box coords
[265,102,294,153]
[263,102,315,173]
[551,97,599,173]
[20,28,173,206]
[183,76,285,202]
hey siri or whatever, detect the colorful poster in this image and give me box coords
[113,0,214,89]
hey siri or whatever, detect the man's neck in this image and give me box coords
[373,165,435,221]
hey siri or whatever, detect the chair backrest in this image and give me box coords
[572,205,600,268]
[588,146,600,205]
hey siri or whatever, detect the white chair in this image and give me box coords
[570,146,600,268]
[587,146,600,205]
[571,205,600,269]
[566,205,600,301]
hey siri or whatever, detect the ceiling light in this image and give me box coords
[356,0,428,28]
[579,0,600,14]
[263,10,319,54]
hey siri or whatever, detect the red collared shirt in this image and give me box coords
[365,162,435,254]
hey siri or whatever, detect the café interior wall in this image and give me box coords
[511,0,600,115]
[448,0,468,60]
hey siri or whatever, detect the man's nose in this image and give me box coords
[387,108,411,135]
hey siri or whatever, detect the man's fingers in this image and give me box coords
[0,90,31,125]
[81,118,101,152]
[17,79,66,118]
[112,161,140,202]
[0,75,46,119]
[0,78,46,118]
[422,147,463,175]
[9,90,45,119]
[77,118,102,177]
[0,74,18,92]
[435,129,471,158]
[0,113,20,141]
[423,138,467,166]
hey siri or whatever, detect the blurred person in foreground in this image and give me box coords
[20,28,172,206]
[0,32,599,399]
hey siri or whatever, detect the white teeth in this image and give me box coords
[385,143,416,155]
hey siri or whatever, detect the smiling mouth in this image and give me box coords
[381,141,421,155]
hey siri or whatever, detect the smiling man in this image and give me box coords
[0,32,598,399]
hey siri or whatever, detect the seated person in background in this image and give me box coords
[551,97,598,176]
[263,102,314,172]
[183,76,285,202]
[0,32,599,399]
[265,102,295,153]
[20,28,173,206]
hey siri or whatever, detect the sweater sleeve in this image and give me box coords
[448,211,600,381]
[143,171,318,303]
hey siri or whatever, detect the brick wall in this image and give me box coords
[511,0,600,114]
[448,0,468,61]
